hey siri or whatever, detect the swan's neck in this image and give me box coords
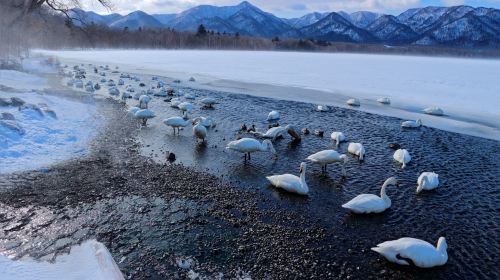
[437,239,447,256]
[300,169,308,191]
[260,142,267,152]
[380,182,390,202]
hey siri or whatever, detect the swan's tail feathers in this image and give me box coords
[341,202,352,210]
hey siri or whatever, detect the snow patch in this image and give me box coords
[0,91,101,174]
[0,240,123,280]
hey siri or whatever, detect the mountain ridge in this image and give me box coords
[70,2,500,47]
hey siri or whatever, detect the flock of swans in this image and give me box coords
[62,62,447,269]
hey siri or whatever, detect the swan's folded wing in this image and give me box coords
[342,194,383,212]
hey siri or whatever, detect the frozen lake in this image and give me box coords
[38,50,500,140]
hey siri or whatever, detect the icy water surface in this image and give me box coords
[1,64,498,279]
[135,84,499,279]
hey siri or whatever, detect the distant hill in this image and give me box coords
[70,1,500,47]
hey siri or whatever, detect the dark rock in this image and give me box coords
[10,97,25,107]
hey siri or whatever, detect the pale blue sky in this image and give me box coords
[81,0,500,17]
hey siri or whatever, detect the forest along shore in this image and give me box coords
[0,61,499,279]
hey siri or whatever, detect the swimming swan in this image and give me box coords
[393,149,411,169]
[417,172,439,193]
[401,119,422,128]
[267,110,280,121]
[372,237,448,268]
[348,143,365,161]
[331,131,346,146]
[266,162,308,195]
[342,177,399,214]
[307,150,347,177]
[226,138,277,161]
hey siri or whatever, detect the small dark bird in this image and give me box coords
[240,124,248,131]
[301,128,310,135]
[167,152,176,162]
[389,143,401,150]
[248,124,256,133]
[314,130,324,137]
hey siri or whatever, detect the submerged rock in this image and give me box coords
[1,112,15,120]
[0,97,12,106]
[10,97,25,107]
[0,120,25,135]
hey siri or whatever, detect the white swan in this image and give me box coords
[307,150,347,176]
[372,237,448,268]
[120,92,130,103]
[170,99,181,109]
[393,149,411,169]
[163,112,190,134]
[201,97,217,108]
[134,109,155,126]
[401,119,422,128]
[226,138,276,161]
[342,177,399,214]
[178,102,194,113]
[139,95,151,109]
[377,97,391,104]
[266,162,308,195]
[316,105,329,112]
[330,131,346,146]
[193,122,207,142]
[127,106,140,117]
[417,172,439,193]
[252,125,301,141]
[348,142,365,161]
[424,106,444,116]
[192,116,216,128]
[346,98,360,106]
[251,126,286,141]
[267,110,280,121]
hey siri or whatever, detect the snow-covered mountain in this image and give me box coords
[70,2,500,47]
[108,11,163,31]
[299,12,376,43]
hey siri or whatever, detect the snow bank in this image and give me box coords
[0,91,101,174]
[0,70,47,90]
[38,50,500,140]
[0,240,124,280]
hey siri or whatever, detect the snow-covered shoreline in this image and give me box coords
[37,50,500,140]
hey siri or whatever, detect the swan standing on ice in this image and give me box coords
[377,97,391,104]
[193,122,207,142]
[134,109,155,126]
[417,172,440,193]
[346,98,360,107]
[226,138,277,161]
[201,97,217,108]
[342,177,399,214]
[139,95,151,109]
[331,131,346,146]
[393,149,411,168]
[401,119,422,128]
[307,150,347,177]
[266,162,308,195]
[348,143,365,161]
[424,106,444,116]
[163,113,191,135]
[372,237,448,268]
[267,110,280,121]
[178,102,194,114]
